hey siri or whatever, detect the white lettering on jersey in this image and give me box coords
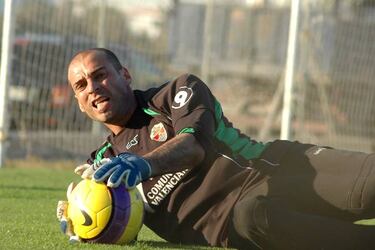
[146,169,189,206]
[126,134,139,149]
[172,86,193,109]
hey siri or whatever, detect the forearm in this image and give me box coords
[143,133,205,176]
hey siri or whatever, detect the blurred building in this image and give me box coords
[167,0,289,80]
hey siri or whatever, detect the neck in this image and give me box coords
[104,92,138,135]
[104,103,137,135]
[106,124,125,135]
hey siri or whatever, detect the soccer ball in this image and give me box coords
[66,179,144,244]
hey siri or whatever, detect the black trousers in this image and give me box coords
[228,140,375,250]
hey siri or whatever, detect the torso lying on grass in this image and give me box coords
[87,74,268,247]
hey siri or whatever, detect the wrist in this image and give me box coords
[138,157,152,179]
[143,156,158,177]
[118,153,152,180]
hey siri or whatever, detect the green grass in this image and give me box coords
[0,167,222,250]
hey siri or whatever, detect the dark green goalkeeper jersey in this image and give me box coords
[87,74,268,247]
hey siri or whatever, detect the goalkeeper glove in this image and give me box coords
[74,158,111,179]
[93,152,152,189]
[56,183,81,243]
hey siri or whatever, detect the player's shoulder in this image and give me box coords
[136,73,213,112]
[159,73,210,97]
[171,73,206,87]
[136,73,207,101]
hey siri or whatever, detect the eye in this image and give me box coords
[74,79,87,92]
[93,71,107,82]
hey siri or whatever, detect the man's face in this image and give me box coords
[68,51,136,126]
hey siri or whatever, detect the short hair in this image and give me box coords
[71,48,123,70]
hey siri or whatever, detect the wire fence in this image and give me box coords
[0,0,374,164]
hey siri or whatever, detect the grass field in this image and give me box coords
[0,166,223,250]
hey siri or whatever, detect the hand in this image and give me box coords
[56,200,81,243]
[93,152,152,189]
[56,183,81,243]
[74,158,111,179]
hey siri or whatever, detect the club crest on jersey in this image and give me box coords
[172,86,193,109]
[150,123,167,142]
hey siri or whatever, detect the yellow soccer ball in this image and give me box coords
[66,179,144,244]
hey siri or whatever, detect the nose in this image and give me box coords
[86,78,100,94]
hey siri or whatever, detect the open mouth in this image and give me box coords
[92,96,110,112]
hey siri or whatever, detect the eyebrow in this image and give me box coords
[87,66,106,78]
[72,66,105,87]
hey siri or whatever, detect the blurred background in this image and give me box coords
[0,0,374,165]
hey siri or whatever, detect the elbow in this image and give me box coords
[190,134,206,165]
[194,145,205,166]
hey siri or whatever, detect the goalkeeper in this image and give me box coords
[61,48,375,249]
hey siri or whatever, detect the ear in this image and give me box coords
[121,67,132,81]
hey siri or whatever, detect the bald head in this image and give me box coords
[68,48,122,78]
